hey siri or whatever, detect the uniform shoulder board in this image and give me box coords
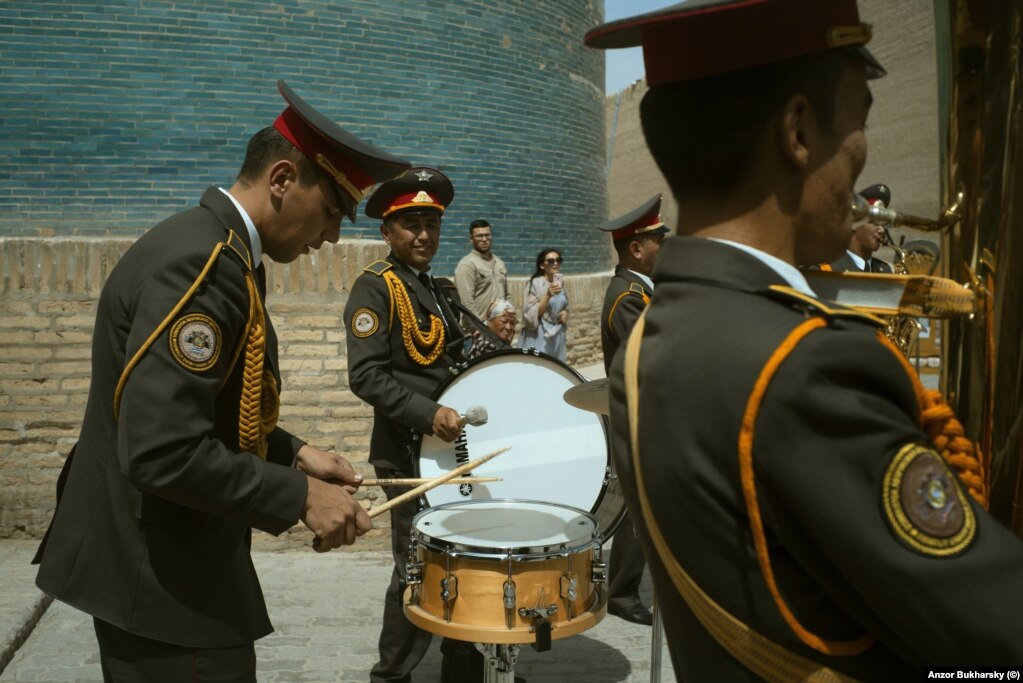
[363,260,393,276]
[764,285,885,327]
[222,230,253,271]
[435,277,456,289]
[628,283,647,296]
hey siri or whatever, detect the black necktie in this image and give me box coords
[418,272,453,334]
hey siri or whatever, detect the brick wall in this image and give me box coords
[0,237,608,544]
[0,0,609,275]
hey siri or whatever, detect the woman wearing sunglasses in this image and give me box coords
[520,248,569,360]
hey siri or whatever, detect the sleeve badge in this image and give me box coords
[882,443,977,557]
[351,307,380,338]
[169,313,221,372]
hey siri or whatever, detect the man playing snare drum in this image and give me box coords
[343,168,482,683]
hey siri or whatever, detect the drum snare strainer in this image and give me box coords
[404,499,607,646]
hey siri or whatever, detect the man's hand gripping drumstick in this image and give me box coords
[311,446,512,550]
[296,444,372,553]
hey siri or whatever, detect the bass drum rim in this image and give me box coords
[420,347,625,538]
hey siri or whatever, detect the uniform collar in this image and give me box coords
[218,187,262,267]
[626,269,655,291]
[707,238,816,296]
[846,250,868,271]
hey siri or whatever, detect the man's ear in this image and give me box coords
[779,94,812,170]
[379,221,391,245]
[268,160,297,199]
[628,239,643,260]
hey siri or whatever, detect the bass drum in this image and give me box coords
[418,349,624,538]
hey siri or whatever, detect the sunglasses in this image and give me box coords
[544,257,564,265]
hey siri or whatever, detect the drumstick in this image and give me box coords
[312,446,511,548]
[368,446,511,519]
[363,476,502,486]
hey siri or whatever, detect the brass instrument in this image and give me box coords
[937,0,1023,536]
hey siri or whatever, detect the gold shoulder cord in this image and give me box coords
[622,313,861,682]
[113,241,278,460]
[382,270,445,366]
[237,268,278,460]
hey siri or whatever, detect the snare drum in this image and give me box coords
[404,499,607,644]
[418,350,624,537]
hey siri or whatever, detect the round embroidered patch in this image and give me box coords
[351,307,379,338]
[169,313,221,372]
[882,443,976,557]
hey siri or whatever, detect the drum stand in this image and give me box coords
[474,642,519,683]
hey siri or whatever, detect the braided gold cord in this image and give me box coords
[238,271,269,459]
[876,331,989,508]
[383,270,445,366]
[920,390,988,508]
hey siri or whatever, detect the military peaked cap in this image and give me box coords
[601,194,669,241]
[273,81,411,221]
[584,0,885,86]
[365,167,454,220]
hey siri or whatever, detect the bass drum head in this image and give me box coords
[419,349,624,537]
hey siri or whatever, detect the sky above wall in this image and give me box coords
[603,0,676,93]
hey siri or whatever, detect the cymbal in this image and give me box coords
[563,378,610,415]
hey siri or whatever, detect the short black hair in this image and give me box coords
[237,127,354,215]
[469,219,491,236]
[640,49,852,201]
[613,234,651,259]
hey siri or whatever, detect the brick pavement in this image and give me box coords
[0,539,672,682]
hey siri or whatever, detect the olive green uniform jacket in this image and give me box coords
[610,236,1023,680]
[600,266,652,374]
[34,187,308,648]
[343,254,465,470]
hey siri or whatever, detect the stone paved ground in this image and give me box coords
[0,540,673,682]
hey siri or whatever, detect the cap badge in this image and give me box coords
[415,169,433,182]
[412,191,434,204]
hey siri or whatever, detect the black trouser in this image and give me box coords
[370,467,483,683]
[607,514,648,611]
[93,618,255,683]
[370,472,434,683]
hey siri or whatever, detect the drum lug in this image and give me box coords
[406,561,422,586]
[591,559,607,584]
[503,578,517,629]
[503,579,517,610]
[560,574,578,602]
[440,575,458,622]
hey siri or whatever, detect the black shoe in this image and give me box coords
[608,602,654,626]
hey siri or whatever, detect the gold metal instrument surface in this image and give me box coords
[937,0,1023,535]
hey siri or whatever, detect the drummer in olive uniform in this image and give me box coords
[586,1,1023,679]
[599,193,667,626]
[33,81,404,681]
[343,168,477,683]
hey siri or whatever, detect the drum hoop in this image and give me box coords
[431,347,589,396]
[410,498,602,558]
[417,349,618,530]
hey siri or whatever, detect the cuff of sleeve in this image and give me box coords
[248,464,307,536]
